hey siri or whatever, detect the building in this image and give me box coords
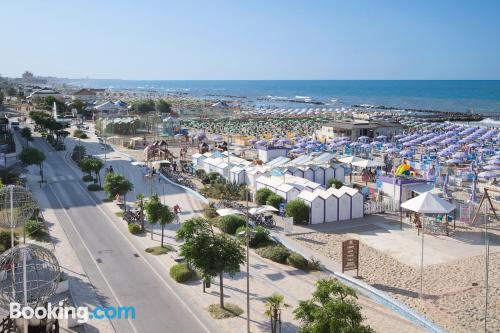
[257,146,290,163]
[315,120,403,141]
[71,89,101,103]
[26,88,64,102]
[95,101,122,113]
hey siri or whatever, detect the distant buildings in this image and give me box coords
[315,120,402,141]
[26,88,64,102]
[71,88,104,103]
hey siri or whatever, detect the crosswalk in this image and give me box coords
[48,175,76,183]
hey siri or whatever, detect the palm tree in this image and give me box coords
[264,293,289,333]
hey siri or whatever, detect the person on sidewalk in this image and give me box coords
[173,204,181,223]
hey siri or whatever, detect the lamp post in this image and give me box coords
[245,185,250,333]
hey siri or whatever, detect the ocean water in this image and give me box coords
[70,80,500,115]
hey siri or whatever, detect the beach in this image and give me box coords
[290,224,500,333]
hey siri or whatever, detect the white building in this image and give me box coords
[297,191,325,224]
[257,146,289,163]
[27,88,64,102]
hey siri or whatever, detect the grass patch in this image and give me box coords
[115,211,124,217]
[145,245,174,255]
[207,303,244,319]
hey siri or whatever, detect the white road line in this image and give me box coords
[60,149,213,333]
[47,184,139,333]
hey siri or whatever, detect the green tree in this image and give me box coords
[19,147,46,183]
[158,205,175,247]
[256,188,274,205]
[6,87,16,97]
[327,178,343,189]
[80,157,103,187]
[264,293,289,333]
[294,279,374,333]
[16,91,24,100]
[20,127,33,146]
[0,91,4,108]
[136,194,145,231]
[177,217,245,308]
[155,99,172,114]
[131,100,155,114]
[104,173,134,211]
[144,194,163,240]
[266,193,285,209]
[285,199,310,225]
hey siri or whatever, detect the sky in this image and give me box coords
[1,0,499,80]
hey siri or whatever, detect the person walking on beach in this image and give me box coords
[173,204,181,223]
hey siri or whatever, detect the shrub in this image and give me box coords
[24,219,49,242]
[327,178,343,189]
[218,214,246,235]
[73,129,88,139]
[204,206,218,219]
[128,224,142,234]
[87,184,101,191]
[266,193,285,209]
[145,245,174,255]
[285,199,310,224]
[207,172,220,181]
[170,263,195,283]
[287,252,309,270]
[249,226,273,248]
[207,303,243,319]
[195,169,206,178]
[256,245,290,264]
[0,230,17,251]
[82,174,94,182]
[255,188,273,205]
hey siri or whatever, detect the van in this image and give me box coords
[10,121,20,130]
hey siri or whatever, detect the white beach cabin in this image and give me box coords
[297,191,325,224]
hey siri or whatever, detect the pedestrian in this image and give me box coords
[108,165,114,174]
[173,204,181,223]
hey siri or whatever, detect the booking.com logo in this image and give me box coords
[10,302,136,323]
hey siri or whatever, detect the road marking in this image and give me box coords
[59,147,213,333]
[47,184,139,333]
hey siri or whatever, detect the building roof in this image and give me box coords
[73,89,97,96]
[322,120,402,130]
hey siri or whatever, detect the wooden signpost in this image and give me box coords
[342,239,359,276]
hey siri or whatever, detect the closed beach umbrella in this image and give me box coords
[478,171,498,179]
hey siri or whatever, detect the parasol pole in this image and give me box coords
[420,213,424,299]
[23,249,28,333]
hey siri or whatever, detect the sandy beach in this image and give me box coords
[291,228,500,333]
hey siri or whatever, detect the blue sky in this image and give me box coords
[1,0,499,80]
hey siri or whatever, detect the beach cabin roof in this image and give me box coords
[95,101,120,111]
[312,152,335,164]
[267,156,290,167]
[230,166,244,173]
[192,153,202,159]
[298,190,320,202]
[337,186,360,197]
[277,183,295,192]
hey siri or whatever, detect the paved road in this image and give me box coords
[27,135,218,333]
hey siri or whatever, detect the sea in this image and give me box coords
[68,80,500,116]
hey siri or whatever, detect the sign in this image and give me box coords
[342,239,359,275]
[283,217,293,234]
[278,203,285,217]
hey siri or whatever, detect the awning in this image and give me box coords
[408,183,443,195]
[216,208,245,217]
[248,205,279,215]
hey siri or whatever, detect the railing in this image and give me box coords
[364,198,400,215]
[0,317,15,333]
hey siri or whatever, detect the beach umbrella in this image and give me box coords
[478,171,498,179]
[487,158,500,165]
[483,165,500,171]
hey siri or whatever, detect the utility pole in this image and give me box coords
[245,185,250,333]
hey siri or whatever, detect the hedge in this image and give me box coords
[287,252,309,270]
[128,224,142,234]
[82,174,94,182]
[87,184,101,191]
[255,245,290,264]
[266,193,285,209]
[285,199,310,224]
[170,263,195,283]
[218,214,246,235]
[255,188,273,205]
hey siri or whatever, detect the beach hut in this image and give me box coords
[317,189,338,223]
[276,183,300,202]
[310,165,326,185]
[303,167,315,182]
[297,191,325,224]
[229,166,246,184]
[328,188,351,221]
[192,153,206,169]
[339,186,364,219]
